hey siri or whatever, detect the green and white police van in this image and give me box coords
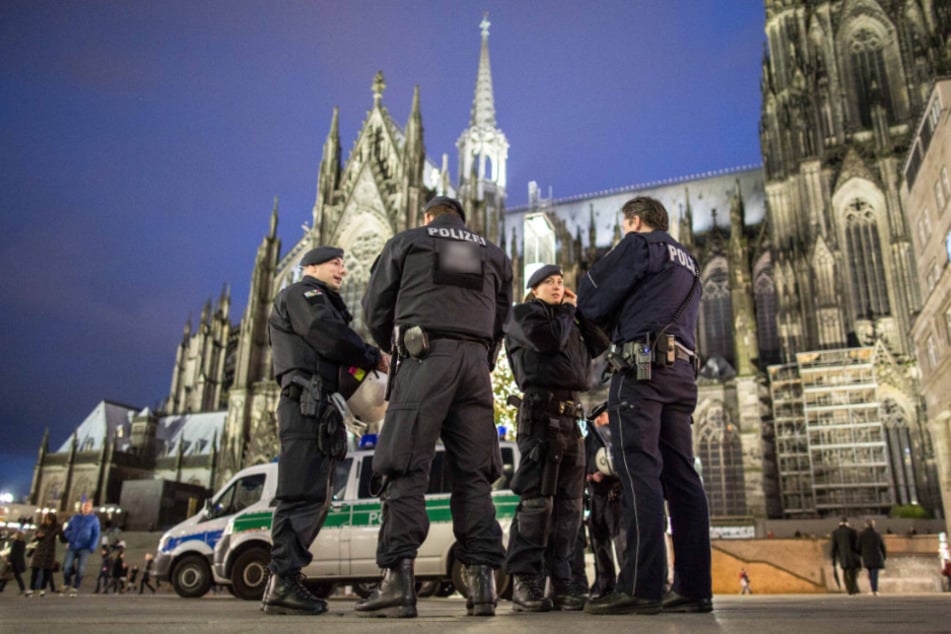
[213,441,519,601]
[155,462,277,598]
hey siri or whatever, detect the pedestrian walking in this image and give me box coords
[831,517,862,595]
[62,499,101,596]
[858,519,886,595]
[139,553,156,594]
[739,568,752,594]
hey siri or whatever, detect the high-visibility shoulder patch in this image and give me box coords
[304,289,322,298]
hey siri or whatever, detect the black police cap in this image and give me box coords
[423,196,466,224]
[300,246,344,267]
[526,264,563,289]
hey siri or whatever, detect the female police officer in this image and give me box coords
[503,264,609,612]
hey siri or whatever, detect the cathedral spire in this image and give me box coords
[470,13,497,129]
[401,85,426,231]
[269,196,279,239]
[457,14,509,241]
[315,106,341,235]
[372,70,386,109]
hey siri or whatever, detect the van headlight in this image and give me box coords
[222,522,234,537]
[158,534,170,552]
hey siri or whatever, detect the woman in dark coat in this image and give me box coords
[29,513,61,596]
[859,518,886,595]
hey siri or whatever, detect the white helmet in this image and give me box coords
[329,369,388,436]
[595,446,615,477]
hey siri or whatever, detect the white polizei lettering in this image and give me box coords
[429,226,488,246]
[668,244,698,275]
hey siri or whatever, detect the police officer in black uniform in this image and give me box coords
[504,264,609,612]
[356,196,513,618]
[263,246,387,615]
[583,407,625,599]
[578,196,713,615]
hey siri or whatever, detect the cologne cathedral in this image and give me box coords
[30,3,951,523]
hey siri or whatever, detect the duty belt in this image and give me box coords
[523,394,584,419]
[615,339,696,363]
[550,399,585,418]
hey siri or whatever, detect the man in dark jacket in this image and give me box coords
[831,517,862,595]
[263,246,387,616]
[357,196,512,618]
[584,408,625,599]
[579,197,710,615]
[858,519,886,595]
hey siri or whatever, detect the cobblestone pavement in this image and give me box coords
[1,592,950,633]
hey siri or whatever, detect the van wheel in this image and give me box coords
[302,580,335,598]
[353,582,377,599]
[171,554,213,598]
[416,580,439,597]
[434,580,456,597]
[231,546,270,601]
[450,560,510,599]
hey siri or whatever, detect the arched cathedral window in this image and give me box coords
[340,231,387,336]
[696,403,746,517]
[882,399,917,506]
[844,200,890,319]
[754,252,780,364]
[699,258,734,365]
[848,27,895,127]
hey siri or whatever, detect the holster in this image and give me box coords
[287,374,323,417]
[385,326,404,402]
[316,403,347,460]
[402,325,430,359]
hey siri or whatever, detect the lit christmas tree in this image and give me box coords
[492,346,519,440]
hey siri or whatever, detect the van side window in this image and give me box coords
[332,458,352,500]
[209,473,266,519]
[358,457,376,499]
[492,446,515,491]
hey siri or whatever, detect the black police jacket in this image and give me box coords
[362,214,513,354]
[269,275,380,386]
[578,230,700,350]
[505,299,609,393]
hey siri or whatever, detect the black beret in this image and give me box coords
[526,264,563,289]
[423,196,466,224]
[300,246,344,267]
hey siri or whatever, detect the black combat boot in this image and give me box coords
[511,574,552,612]
[353,559,417,618]
[261,573,327,615]
[465,564,497,616]
[551,581,586,611]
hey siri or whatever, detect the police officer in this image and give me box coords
[355,196,512,618]
[583,407,625,599]
[264,246,387,615]
[504,265,609,612]
[578,196,712,615]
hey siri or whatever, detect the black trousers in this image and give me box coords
[504,405,584,590]
[374,339,505,569]
[608,361,711,601]
[269,395,335,577]
[586,480,624,595]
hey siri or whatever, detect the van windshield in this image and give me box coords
[209,473,266,519]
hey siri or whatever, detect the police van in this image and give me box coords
[155,462,276,598]
[213,441,519,601]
